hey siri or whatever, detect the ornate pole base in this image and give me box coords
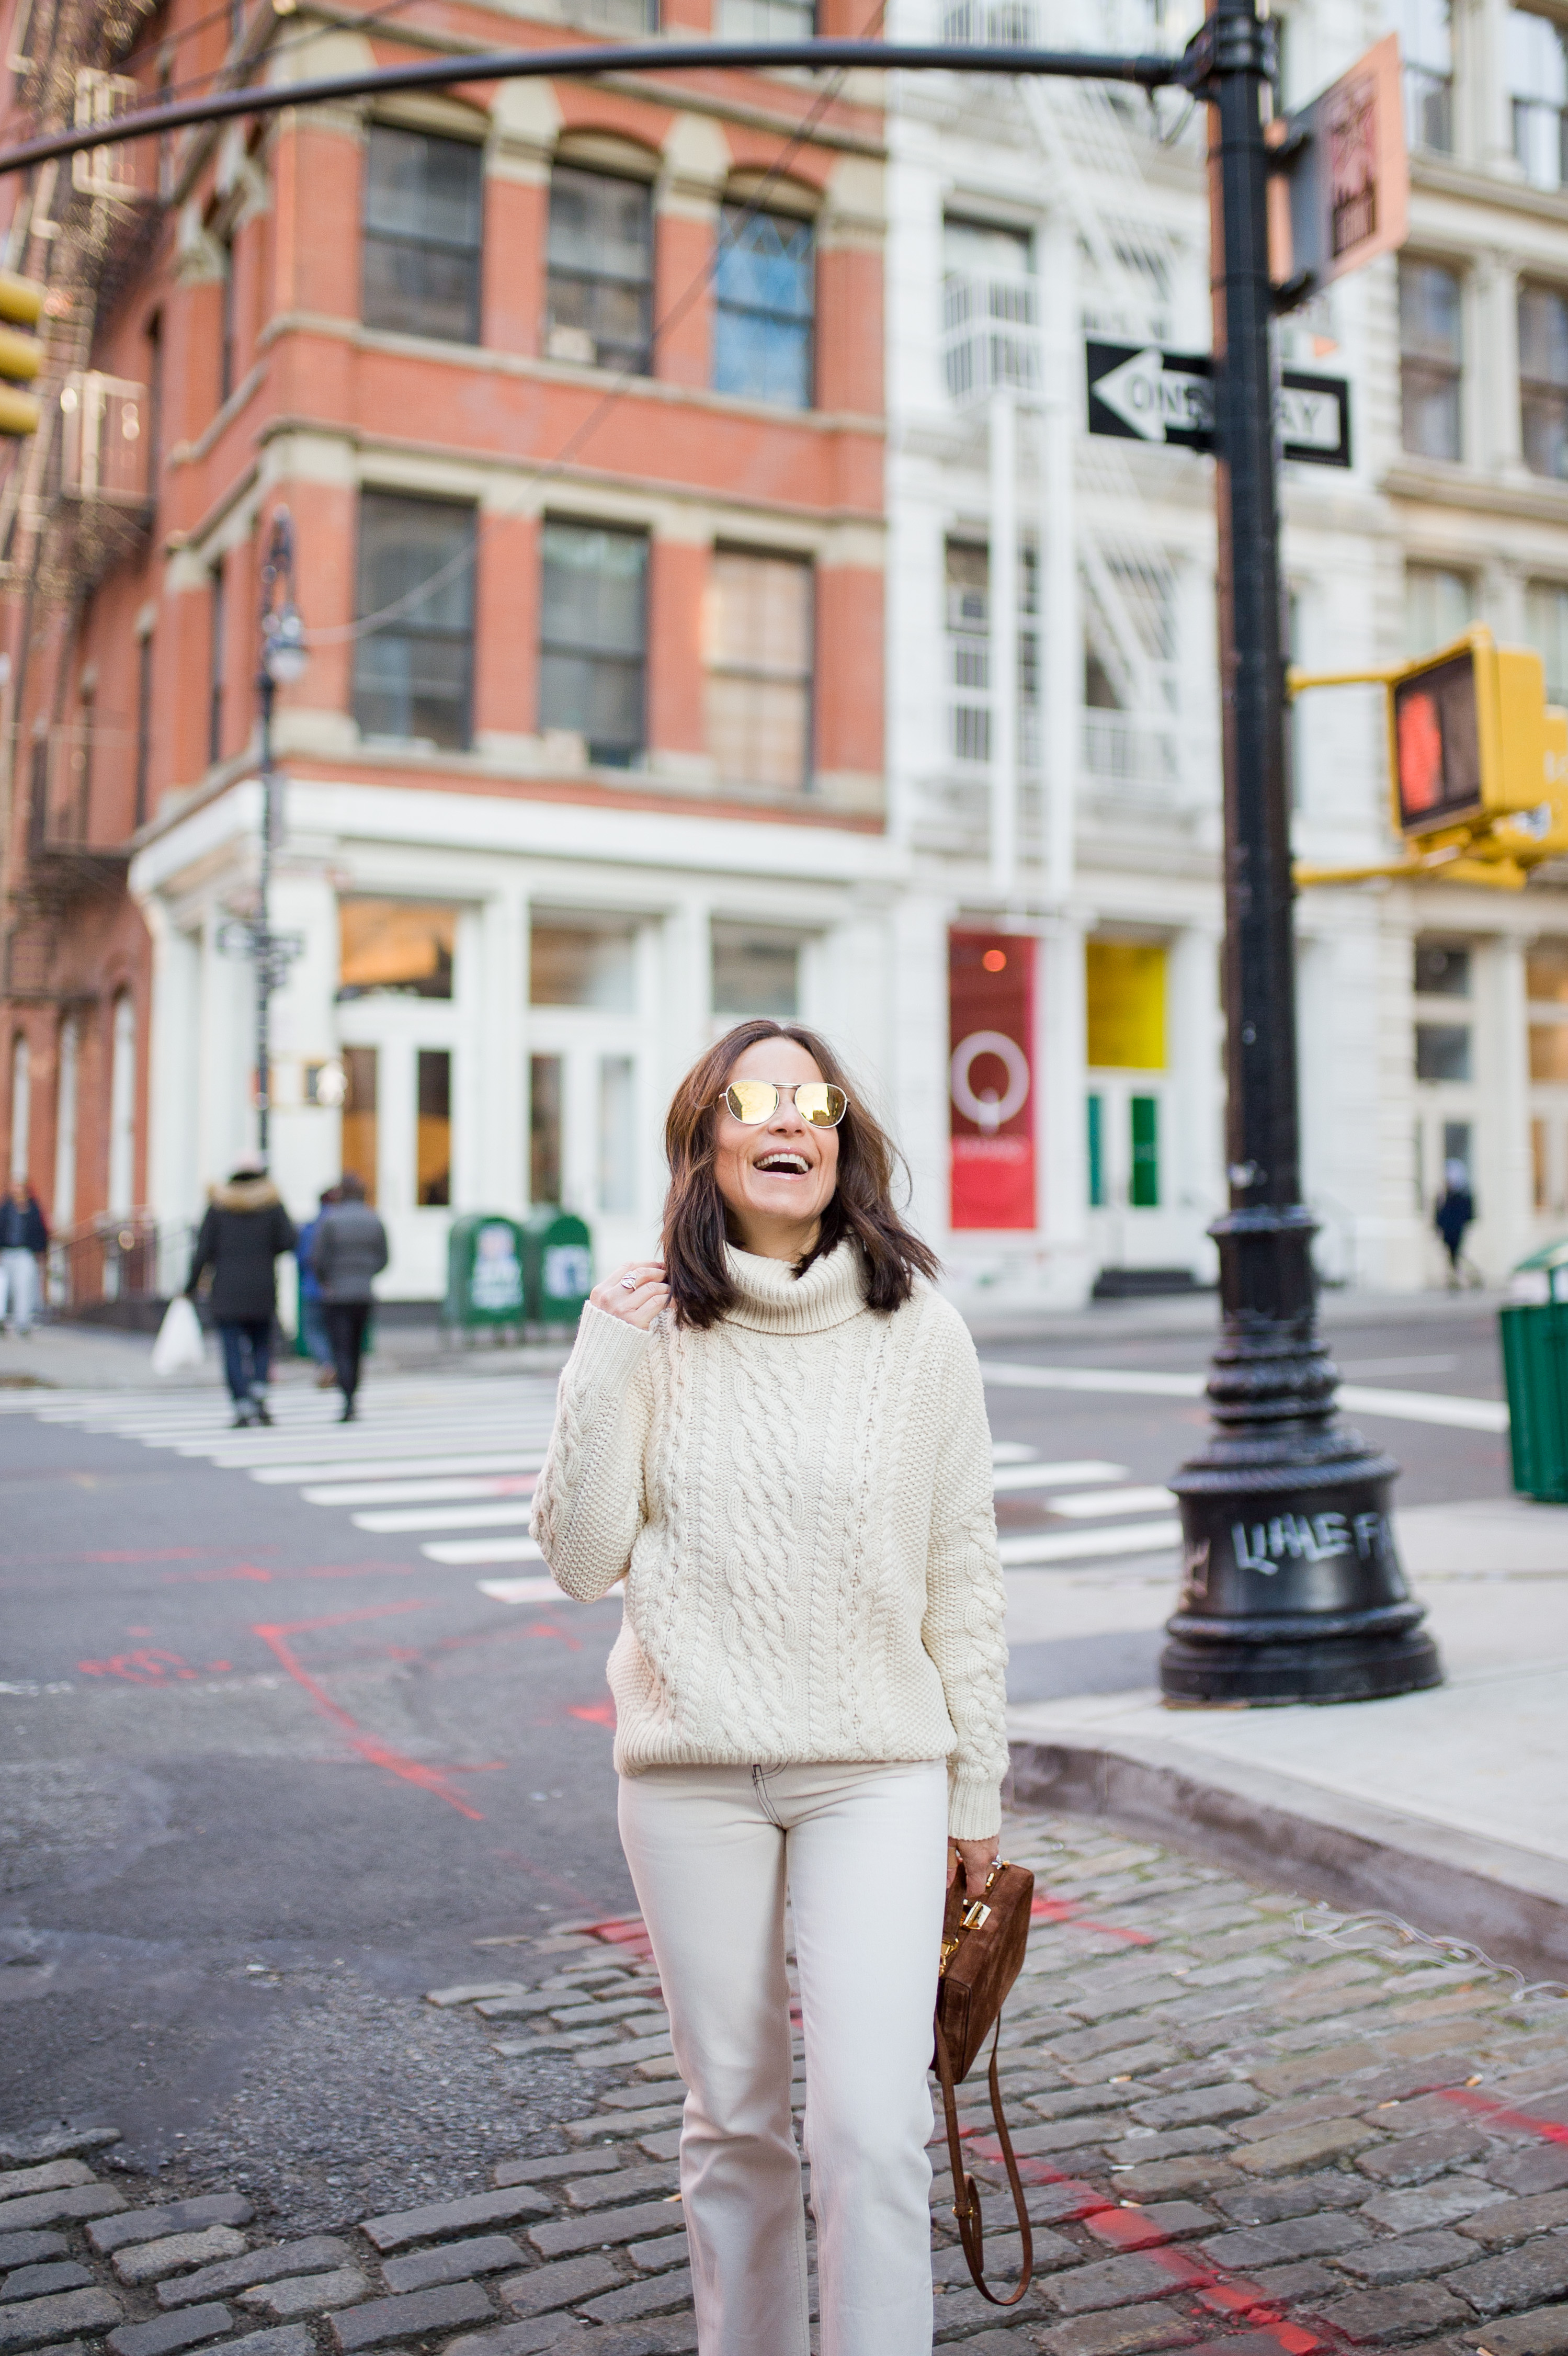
[1161,1210,1444,1707]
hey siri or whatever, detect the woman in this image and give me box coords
[530,1020,1008,2356]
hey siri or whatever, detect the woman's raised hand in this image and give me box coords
[592,1260,671,1331]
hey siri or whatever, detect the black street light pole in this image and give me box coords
[1160,0,1440,1703]
[251,508,306,1167]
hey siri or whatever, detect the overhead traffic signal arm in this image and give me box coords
[1289,626,1567,888]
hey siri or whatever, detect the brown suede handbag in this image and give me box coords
[931,1859,1036,2306]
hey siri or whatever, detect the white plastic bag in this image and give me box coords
[151,1294,206,1376]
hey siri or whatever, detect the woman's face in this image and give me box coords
[712,1035,840,1256]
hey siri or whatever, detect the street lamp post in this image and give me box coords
[252,508,307,1165]
[1158,0,1441,1703]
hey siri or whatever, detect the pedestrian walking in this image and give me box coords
[0,1178,48,1334]
[294,1186,340,1387]
[311,1174,388,1421]
[186,1167,297,1426]
[530,1020,1008,2356]
[1435,1159,1480,1288]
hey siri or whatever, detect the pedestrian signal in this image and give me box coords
[0,271,46,439]
[1389,626,1546,840]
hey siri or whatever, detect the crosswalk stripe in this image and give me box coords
[352,1502,536,1533]
[425,1537,546,1565]
[990,1459,1129,1493]
[250,1453,548,1485]
[1046,1485,1177,1520]
[302,1475,539,1507]
[999,1519,1181,1566]
[478,1576,559,1600]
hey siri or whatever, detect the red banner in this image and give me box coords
[949,931,1036,1231]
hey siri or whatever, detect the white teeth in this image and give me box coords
[757,1154,809,1174]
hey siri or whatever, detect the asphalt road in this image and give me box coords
[0,1298,1510,2215]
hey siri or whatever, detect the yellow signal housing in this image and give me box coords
[1387,625,1548,843]
[0,271,47,439]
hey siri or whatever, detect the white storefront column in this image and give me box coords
[890,888,951,1253]
[1168,924,1223,1282]
[1039,913,1090,1305]
[474,886,527,1213]
[141,899,202,1228]
[267,866,340,1227]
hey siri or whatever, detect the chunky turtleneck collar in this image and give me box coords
[722,1239,869,1335]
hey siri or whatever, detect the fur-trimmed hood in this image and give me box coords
[211,1175,282,1214]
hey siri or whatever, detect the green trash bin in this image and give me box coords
[522,1207,593,1327]
[446,1214,527,1334]
[1499,1239,1568,1502]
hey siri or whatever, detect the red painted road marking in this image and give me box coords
[570,1699,617,1726]
[77,1648,202,1683]
[587,1915,657,1965]
[251,1602,487,1821]
[959,2131,1319,2353]
[1031,1892,1156,1945]
[1441,2084,1568,2143]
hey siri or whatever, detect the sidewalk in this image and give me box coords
[1009,1495,1568,1984]
[0,1320,570,1392]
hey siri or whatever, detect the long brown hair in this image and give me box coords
[661,1021,939,1330]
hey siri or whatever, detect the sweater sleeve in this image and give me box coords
[530,1301,655,1602]
[919,1309,1009,1841]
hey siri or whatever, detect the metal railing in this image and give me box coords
[1082,706,1181,787]
[47,1215,195,1313]
[941,273,1041,406]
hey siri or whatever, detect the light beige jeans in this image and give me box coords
[617,1758,949,2356]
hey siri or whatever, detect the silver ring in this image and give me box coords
[620,1277,638,1292]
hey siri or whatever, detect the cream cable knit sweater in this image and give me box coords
[530,1241,1009,1839]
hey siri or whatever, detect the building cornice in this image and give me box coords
[1410,151,1568,233]
[1380,458,1568,525]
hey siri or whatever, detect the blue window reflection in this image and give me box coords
[714,208,814,410]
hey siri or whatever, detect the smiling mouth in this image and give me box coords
[755,1152,811,1176]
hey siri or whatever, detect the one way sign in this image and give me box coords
[1086,341,1352,468]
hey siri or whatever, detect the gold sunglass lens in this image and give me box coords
[797,1084,847,1126]
[724,1082,779,1124]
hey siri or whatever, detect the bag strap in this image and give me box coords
[934,2014,1034,2307]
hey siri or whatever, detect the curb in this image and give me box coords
[1008,1728,1568,1985]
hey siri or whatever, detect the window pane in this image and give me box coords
[717,0,814,33]
[353,492,475,749]
[1129,1095,1159,1209]
[1086,942,1167,1070]
[1400,263,1462,461]
[339,899,458,1000]
[599,1055,637,1214]
[529,920,637,1010]
[714,210,814,409]
[1520,284,1568,475]
[705,550,812,791]
[1530,1025,1568,1082]
[539,523,648,766]
[529,1054,563,1204]
[546,167,652,375]
[1527,582,1568,701]
[1415,1023,1472,1081]
[712,922,800,1016]
[342,1046,379,1202]
[363,126,482,343]
[1510,14,1568,188]
[1404,567,1472,657]
[1414,941,1470,998]
[1527,939,1568,1003]
[416,1048,452,1206]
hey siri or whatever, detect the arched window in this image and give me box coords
[54,1017,78,1230]
[108,994,137,1214]
[9,1033,30,1183]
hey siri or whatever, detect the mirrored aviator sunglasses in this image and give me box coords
[721,1081,849,1128]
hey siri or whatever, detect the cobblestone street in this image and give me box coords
[7,1811,1568,2356]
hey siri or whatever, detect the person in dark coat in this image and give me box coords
[294,1186,339,1388]
[311,1174,389,1421]
[0,1180,49,1335]
[1434,1160,1478,1289]
[187,1167,298,1425]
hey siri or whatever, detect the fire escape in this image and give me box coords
[0,0,162,1002]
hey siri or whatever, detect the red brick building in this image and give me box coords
[0,0,888,1300]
